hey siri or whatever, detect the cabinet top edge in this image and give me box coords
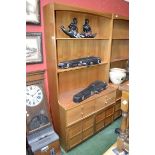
[44,2,112,19]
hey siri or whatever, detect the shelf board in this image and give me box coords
[110,58,128,62]
[112,38,129,40]
[56,38,110,40]
[57,62,108,73]
[58,85,116,110]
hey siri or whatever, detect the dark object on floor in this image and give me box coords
[115,128,121,135]
[58,56,101,69]
[73,80,108,103]
[80,19,97,38]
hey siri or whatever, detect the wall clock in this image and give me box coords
[26,70,52,134]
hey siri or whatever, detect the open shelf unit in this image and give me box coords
[43,3,128,151]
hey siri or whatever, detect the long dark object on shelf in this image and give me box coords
[73,80,108,103]
[58,56,101,69]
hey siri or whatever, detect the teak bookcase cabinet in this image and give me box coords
[43,3,129,151]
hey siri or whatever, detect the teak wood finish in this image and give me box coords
[43,3,128,151]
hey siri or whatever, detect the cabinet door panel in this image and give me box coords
[95,119,105,132]
[66,106,82,125]
[83,116,94,130]
[104,115,113,126]
[67,121,82,139]
[105,106,114,117]
[114,110,122,120]
[115,100,121,111]
[83,127,94,140]
[69,134,82,149]
[95,110,105,124]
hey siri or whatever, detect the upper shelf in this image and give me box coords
[110,58,128,63]
[57,62,108,73]
[56,38,110,40]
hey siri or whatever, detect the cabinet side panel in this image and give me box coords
[43,4,60,132]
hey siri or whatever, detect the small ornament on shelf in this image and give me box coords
[60,18,97,38]
[80,19,97,38]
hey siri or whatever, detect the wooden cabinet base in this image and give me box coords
[34,140,61,155]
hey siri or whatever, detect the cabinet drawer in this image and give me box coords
[82,100,95,118]
[115,100,121,111]
[95,95,106,111]
[83,127,94,140]
[83,116,94,130]
[95,119,105,132]
[105,106,114,117]
[114,110,122,120]
[67,121,82,139]
[95,110,105,124]
[66,106,82,125]
[105,91,116,105]
[69,134,82,149]
[105,115,113,126]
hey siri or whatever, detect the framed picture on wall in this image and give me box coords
[26,32,43,64]
[26,0,41,25]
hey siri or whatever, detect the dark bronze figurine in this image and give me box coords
[61,17,80,38]
[61,18,97,38]
[80,19,97,38]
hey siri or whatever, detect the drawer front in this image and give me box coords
[105,91,116,105]
[104,115,113,126]
[83,116,94,130]
[95,95,106,111]
[95,119,105,132]
[69,134,82,149]
[95,110,105,124]
[66,106,82,125]
[114,110,122,120]
[115,100,121,111]
[105,105,114,117]
[82,100,95,118]
[83,127,94,140]
[67,121,82,139]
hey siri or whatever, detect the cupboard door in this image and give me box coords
[95,119,105,132]
[83,127,94,140]
[114,110,122,120]
[67,121,82,139]
[115,100,121,111]
[82,116,94,130]
[66,106,82,125]
[104,115,113,126]
[69,134,82,149]
[95,110,105,124]
[105,105,114,117]
[82,100,95,118]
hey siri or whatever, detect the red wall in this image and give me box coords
[26,0,129,100]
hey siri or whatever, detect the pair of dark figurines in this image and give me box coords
[61,18,97,38]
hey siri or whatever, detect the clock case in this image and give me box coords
[26,70,52,134]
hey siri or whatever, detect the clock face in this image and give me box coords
[26,85,43,107]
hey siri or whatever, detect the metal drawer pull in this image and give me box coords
[41,145,49,152]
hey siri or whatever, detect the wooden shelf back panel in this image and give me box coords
[111,39,129,60]
[112,19,129,39]
[57,39,110,63]
[55,10,111,39]
[58,64,109,94]
[110,59,128,69]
